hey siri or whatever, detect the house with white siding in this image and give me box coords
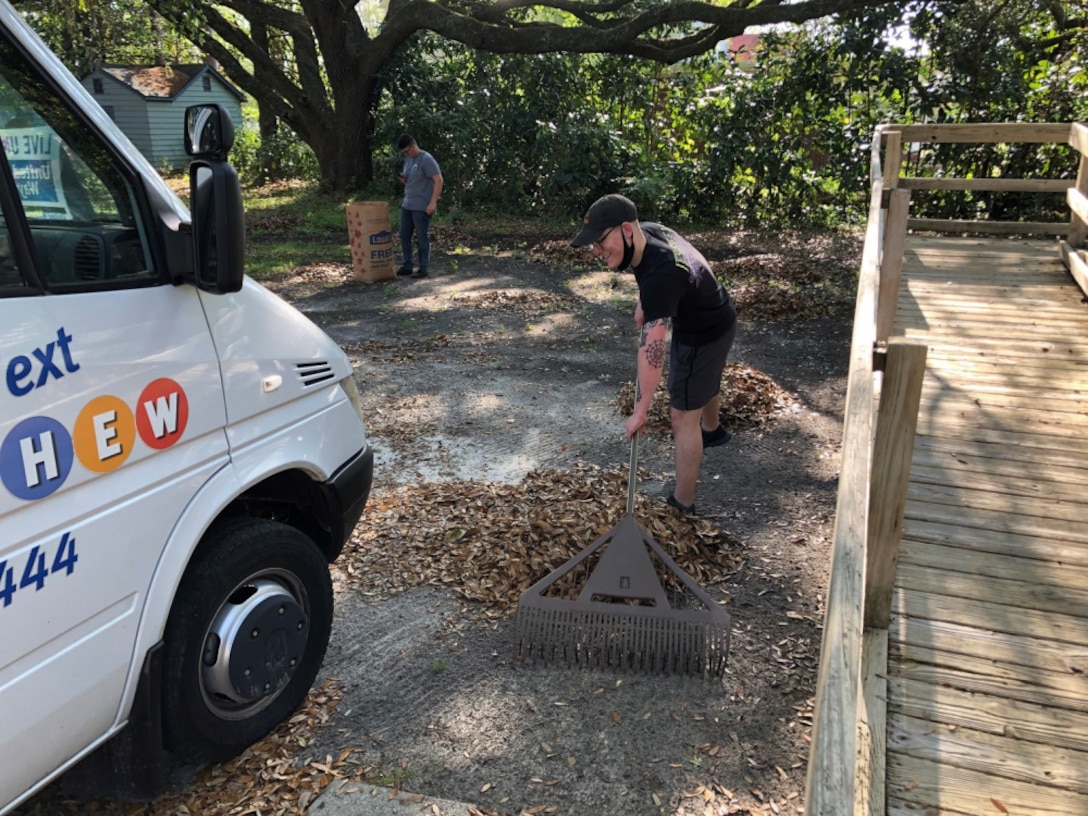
[81,63,244,171]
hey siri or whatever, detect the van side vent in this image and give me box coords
[295,361,336,387]
[74,236,103,280]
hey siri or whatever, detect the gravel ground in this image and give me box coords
[11,223,859,816]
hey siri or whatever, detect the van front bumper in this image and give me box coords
[323,443,374,560]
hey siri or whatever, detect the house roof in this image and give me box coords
[92,63,244,101]
[725,34,760,62]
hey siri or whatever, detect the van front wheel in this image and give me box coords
[162,519,333,764]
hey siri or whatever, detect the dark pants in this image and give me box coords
[399,208,432,272]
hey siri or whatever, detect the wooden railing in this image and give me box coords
[802,121,1087,816]
[882,122,1088,290]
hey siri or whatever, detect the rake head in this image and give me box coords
[514,514,731,677]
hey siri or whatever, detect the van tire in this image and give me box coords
[161,518,333,764]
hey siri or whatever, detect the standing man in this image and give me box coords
[395,133,443,279]
[572,194,737,516]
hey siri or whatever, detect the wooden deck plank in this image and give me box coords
[895,560,1088,618]
[887,757,1088,815]
[898,538,1088,593]
[901,516,1088,567]
[908,462,1088,500]
[905,482,1088,525]
[905,489,1088,538]
[901,259,1067,275]
[891,646,1088,710]
[898,293,1086,311]
[887,676,1088,751]
[885,234,1088,814]
[903,235,1063,256]
[897,331,1088,360]
[914,411,1088,444]
[916,344,1088,367]
[897,306,1088,331]
[914,421,1088,449]
[892,589,1088,647]
[902,499,1088,548]
[890,614,1088,676]
[916,385,1088,417]
[888,714,1088,792]
[902,272,1076,288]
[903,269,1076,285]
[919,365,1088,391]
[922,347,1088,373]
[902,320,1088,339]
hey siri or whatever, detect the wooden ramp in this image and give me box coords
[886,235,1088,815]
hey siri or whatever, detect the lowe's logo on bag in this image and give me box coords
[369,230,392,246]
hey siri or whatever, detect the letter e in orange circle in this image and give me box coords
[74,395,136,473]
[136,378,189,450]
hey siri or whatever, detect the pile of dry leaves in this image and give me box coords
[614,363,796,433]
[338,361,790,611]
[340,462,744,616]
[717,252,855,322]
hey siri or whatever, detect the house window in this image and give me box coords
[202,75,211,92]
[102,105,115,120]
[93,78,103,94]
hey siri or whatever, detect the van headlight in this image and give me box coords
[339,373,367,428]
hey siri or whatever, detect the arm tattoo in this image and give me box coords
[639,318,665,346]
[645,338,665,369]
[640,318,666,369]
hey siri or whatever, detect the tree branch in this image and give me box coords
[380,0,896,63]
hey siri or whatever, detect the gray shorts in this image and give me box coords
[668,322,737,411]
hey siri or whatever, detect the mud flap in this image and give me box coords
[62,641,172,801]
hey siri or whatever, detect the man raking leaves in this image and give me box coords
[571,194,738,516]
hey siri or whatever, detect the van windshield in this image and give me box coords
[0,36,156,289]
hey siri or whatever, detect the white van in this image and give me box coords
[0,2,373,812]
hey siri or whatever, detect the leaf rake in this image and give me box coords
[514,431,731,677]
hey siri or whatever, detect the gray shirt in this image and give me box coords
[401,150,441,211]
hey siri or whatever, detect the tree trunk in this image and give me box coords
[310,112,374,193]
[251,22,280,183]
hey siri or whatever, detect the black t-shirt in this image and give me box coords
[632,223,736,345]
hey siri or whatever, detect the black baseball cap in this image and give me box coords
[571,194,638,247]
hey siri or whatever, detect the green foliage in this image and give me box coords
[895,0,1088,222]
[376,37,644,218]
[17,0,1088,229]
[232,119,320,184]
[12,0,202,76]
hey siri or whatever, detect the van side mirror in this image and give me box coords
[185,104,234,159]
[186,105,244,293]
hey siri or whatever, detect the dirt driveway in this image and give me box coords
[12,224,858,816]
[280,226,857,816]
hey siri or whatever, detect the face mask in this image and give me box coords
[619,231,635,270]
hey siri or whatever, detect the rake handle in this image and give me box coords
[627,367,642,515]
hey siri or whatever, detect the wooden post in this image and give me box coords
[1070,123,1088,248]
[804,148,885,816]
[855,631,889,816]
[882,130,903,190]
[865,342,927,631]
[876,189,910,345]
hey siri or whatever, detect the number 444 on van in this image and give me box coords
[0,530,77,608]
